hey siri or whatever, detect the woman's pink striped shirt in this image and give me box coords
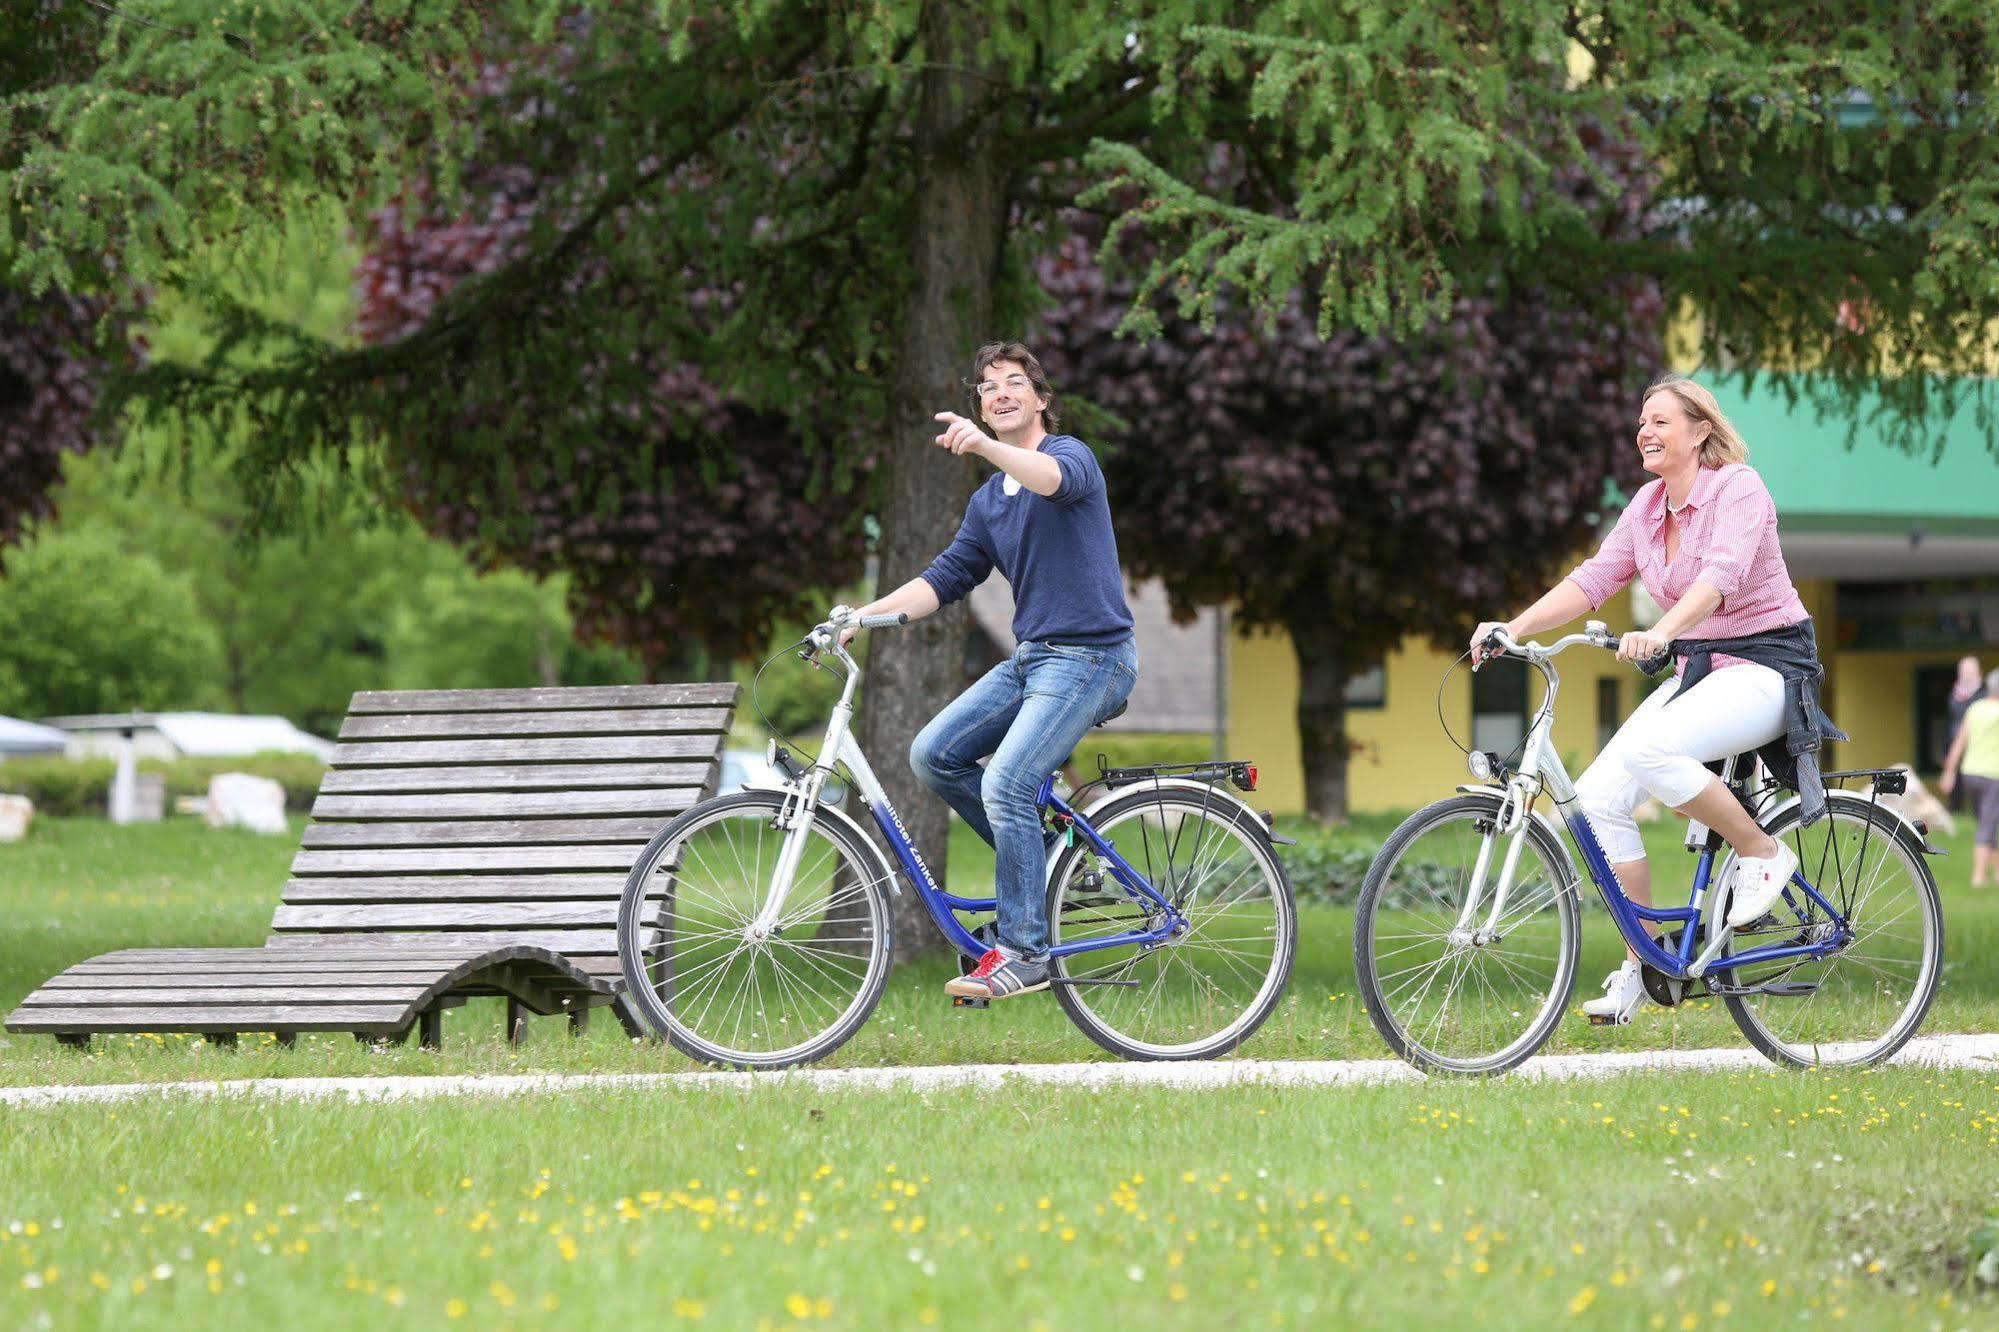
[1565,462,1807,672]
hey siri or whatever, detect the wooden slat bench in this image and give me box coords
[5,683,737,1049]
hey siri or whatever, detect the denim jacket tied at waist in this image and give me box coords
[1638,617,1848,826]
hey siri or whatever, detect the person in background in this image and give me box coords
[1945,655,1987,813]
[1940,665,1999,888]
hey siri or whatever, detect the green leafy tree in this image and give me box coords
[19,2,1999,930]
[0,525,224,718]
[1086,3,1999,443]
[7,2,1239,948]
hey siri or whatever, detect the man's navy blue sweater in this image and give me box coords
[918,435,1134,647]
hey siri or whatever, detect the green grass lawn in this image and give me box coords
[1,809,1996,1084]
[3,1068,1997,1329]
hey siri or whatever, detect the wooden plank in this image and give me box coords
[280,874,630,904]
[44,964,473,984]
[311,791,696,821]
[266,928,621,956]
[318,761,716,796]
[271,903,629,930]
[339,709,734,741]
[331,736,721,768]
[7,1005,412,1031]
[57,948,491,965]
[289,847,640,874]
[68,952,500,971]
[16,986,433,1006]
[347,684,738,714]
[300,817,667,849]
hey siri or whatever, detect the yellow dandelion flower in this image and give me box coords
[446,1297,468,1318]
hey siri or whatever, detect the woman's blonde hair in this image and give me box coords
[1643,375,1750,468]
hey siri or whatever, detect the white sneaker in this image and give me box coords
[1581,960,1648,1025]
[1727,841,1799,928]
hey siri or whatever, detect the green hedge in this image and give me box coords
[1066,731,1215,775]
[0,751,328,817]
[0,756,117,817]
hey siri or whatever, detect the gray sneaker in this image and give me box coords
[943,949,1050,1000]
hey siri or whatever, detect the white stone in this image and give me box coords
[0,794,32,843]
[203,773,288,836]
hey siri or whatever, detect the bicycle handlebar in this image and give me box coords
[1480,621,1621,663]
[803,607,909,655]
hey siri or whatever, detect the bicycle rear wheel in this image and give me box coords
[1047,788,1296,1061]
[1353,793,1581,1074]
[1718,793,1942,1068]
[617,791,895,1069]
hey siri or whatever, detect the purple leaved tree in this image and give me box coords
[1038,136,1662,820]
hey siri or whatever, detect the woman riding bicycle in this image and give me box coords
[1470,374,1844,1026]
[848,340,1137,1002]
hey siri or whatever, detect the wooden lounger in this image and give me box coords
[4,683,737,1049]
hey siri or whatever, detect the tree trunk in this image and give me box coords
[534,624,559,687]
[1289,617,1352,824]
[856,2,1007,959]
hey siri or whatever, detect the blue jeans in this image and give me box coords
[910,639,1139,962]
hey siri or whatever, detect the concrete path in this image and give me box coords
[5,1033,1996,1109]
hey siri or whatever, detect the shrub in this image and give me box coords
[150,752,328,810]
[0,756,117,816]
[0,751,327,816]
[1068,732,1214,775]
[0,524,225,718]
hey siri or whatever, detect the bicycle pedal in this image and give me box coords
[952,995,991,1010]
[1586,1012,1632,1027]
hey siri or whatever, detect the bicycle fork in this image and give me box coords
[748,695,859,938]
[1452,778,1537,947]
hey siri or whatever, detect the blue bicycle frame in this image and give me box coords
[860,778,1186,961]
[765,631,1189,963]
[1479,626,1850,983]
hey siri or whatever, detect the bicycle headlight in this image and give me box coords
[1467,750,1495,781]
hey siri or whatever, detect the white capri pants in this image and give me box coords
[1575,663,1788,864]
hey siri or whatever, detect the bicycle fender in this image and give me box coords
[1454,784,1586,891]
[1074,778,1293,846]
[1750,788,1945,856]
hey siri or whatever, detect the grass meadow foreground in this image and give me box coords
[2,815,1997,1327]
[3,1069,1998,1329]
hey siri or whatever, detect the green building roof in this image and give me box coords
[1709,375,1999,535]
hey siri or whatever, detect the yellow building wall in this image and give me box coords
[1232,573,1937,817]
[1232,585,1646,817]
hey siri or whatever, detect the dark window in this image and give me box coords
[1915,664,1964,773]
[1471,658,1529,758]
[1345,664,1386,710]
[1596,677,1622,752]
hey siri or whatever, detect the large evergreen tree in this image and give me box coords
[1086,3,1999,441]
[13,2,1999,905]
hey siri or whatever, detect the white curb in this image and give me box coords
[5,1033,1996,1109]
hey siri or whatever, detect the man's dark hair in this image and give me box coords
[970,340,1061,431]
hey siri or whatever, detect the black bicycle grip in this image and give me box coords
[861,612,909,629]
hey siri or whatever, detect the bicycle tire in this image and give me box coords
[1354,792,1581,1075]
[617,790,895,1069]
[1047,787,1296,1061]
[1717,792,1942,1069]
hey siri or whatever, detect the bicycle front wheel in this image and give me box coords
[1047,788,1296,1061]
[1354,794,1581,1075]
[1719,793,1942,1069]
[617,791,895,1069]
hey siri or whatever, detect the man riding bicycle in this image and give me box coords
[850,341,1137,1001]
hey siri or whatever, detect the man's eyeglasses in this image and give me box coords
[973,375,1035,399]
